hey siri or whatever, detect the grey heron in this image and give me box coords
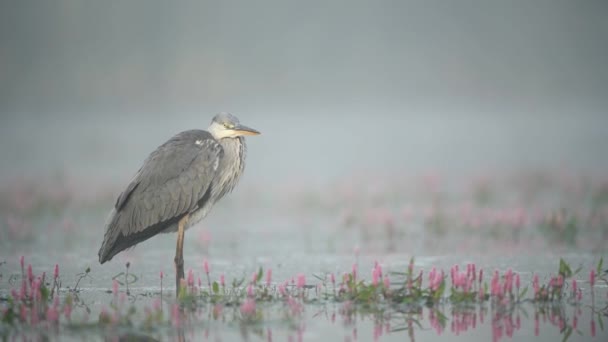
[98,113,260,295]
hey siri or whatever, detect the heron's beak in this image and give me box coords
[232,124,261,136]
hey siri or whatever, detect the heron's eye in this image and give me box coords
[224,123,234,129]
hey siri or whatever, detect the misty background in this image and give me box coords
[1,1,607,188]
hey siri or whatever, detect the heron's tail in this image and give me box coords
[98,208,120,264]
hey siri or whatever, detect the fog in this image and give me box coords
[1,0,607,185]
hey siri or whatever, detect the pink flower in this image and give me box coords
[27,264,33,283]
[533,274,539,296]
[296,274,306,289]
[160,271,164,279]
[590,269,596,287]
[572,279,577,295]
[252,271,258,284]
[53,264,59,279]
[20,256,24,270]
[220,273,225,287]
[383,275,390,289]
[203,259,210,274]
[187,269,194,286]
[515,273,520,290]
[372,267,380,286]
[330,273,335,285]
[278,283,287,296]
[247,284,254,297]
[266,269,272,286]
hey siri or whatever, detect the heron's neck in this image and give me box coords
[216,137,247,194]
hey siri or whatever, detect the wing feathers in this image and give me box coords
[98,130,222,263]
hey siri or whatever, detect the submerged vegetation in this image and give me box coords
[1,256,606,341]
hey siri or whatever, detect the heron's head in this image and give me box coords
[208,113,260,140]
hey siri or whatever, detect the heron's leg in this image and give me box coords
[175,214,189,296]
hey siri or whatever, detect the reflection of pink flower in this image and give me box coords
[240,298,256,316]
[296,274,306,289]
[590,269,596,287]
[112,280,119,296]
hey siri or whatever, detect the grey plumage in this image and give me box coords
[98,113,258,263]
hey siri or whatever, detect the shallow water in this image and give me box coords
[1,111,608,341]
[1,180,607,341]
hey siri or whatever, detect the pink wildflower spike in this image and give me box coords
[27,264,33,283]
[54,264,59,279]
[297,274,306,289]
[557,275,563,287]
[515,273,520,290]
[266,269,272,287]
[278,283,286,296]
[590,269,596,287]
[372,267,380,286]
[572,279,577,295]
[533,274,540,296]
[198,277,202,288]
[577,288,582,301]
[203,259,210,274]
[352,263,357,281]
[112,279,119,296]
[479,269,483,284]
[20,256,24,271]
[383,275,390,289]
[247,284,254,297]
[187,269,194,286]
[330,273,336,285]
[160,271,164,279]
[220,273,225,287]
